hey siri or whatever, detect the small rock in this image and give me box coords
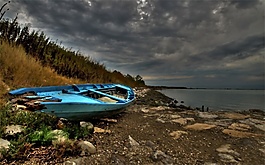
[57,120,65,129]
[156,118,166,123]
[218,153,238,163]
[94,127,111,133]
[111,154,126,165]
[198,112,218,119]
[170,114,181,119]
[0,138,10,150]
[64,160,76,165]
[150,150,174,164]
[64,157,84,165]
[129,135,139,147]
[145,140,156,150]
[101,118,118,123]
[141,108,149,113]
[150,106,169,111]
[216,144,240,156]
[80,121,94,133]
[255,124,265,132]
[5,125,23,136]
[170,130,188,139]
[78,141,96,155]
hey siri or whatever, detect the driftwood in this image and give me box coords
[10,93,61,111]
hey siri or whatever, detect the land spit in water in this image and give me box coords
[2,88,265,164]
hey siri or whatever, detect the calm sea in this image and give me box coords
[159,89,265,111]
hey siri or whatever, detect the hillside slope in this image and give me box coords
[0,41,83,104]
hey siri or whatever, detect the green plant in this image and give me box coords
[0,105,12,137]
[62,122,91,140]
[27,125,55,146]
[0,135,29,160]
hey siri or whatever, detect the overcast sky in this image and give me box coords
[1,0,264,88]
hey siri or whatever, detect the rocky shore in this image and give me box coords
[1,88,265,164]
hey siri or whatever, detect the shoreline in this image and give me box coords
[155,87,265,113]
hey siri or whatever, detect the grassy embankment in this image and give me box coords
[0,41,83,105]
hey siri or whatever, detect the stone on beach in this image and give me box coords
[184,123,216,130]
[170,130,188,139]
[216,144,240,156]
[150,150,174,164]
[170,114,181,119]
[218,153,239,163]
[228,123,251,131]
[129,135,140,147]
[94,127,111,133]
[222,129,263,138]
[198,112,218,119]
[171,117,195,125]
[80,121,94,134]
[78,141,96,155]
[5,125,24,136]
[156,118,166,123]
[149,106,169,111]
[221,112,250,120]
[0,138,10,150]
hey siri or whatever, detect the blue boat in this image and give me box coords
[9,84,135,121]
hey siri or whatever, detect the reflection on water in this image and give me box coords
[159,89,265,111]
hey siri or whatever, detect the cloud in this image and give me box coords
[1,0,264,88]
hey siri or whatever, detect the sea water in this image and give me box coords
[159,89,265,111]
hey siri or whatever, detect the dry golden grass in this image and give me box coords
[0,41,84,105]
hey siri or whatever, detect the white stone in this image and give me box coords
[198,112,218,119]
[0,138,10,150]
[78,141,96,154]
[5,125,23,136]
[129,135,139,147]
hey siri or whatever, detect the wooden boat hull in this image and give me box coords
[9,83,135,120]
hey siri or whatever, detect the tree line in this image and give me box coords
[0,1,145,87]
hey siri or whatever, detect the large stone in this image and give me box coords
[0,138,10,150]
[78,141,96,155]
[222,129,263,138]
[221,113,250,120]
[228,123,251,131]
[171,117,194,125]
[5,125,24,136]
[184,123,216,130]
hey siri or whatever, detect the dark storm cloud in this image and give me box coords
[1,0,264,88]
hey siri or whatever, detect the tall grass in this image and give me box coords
[0,41,83,105]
